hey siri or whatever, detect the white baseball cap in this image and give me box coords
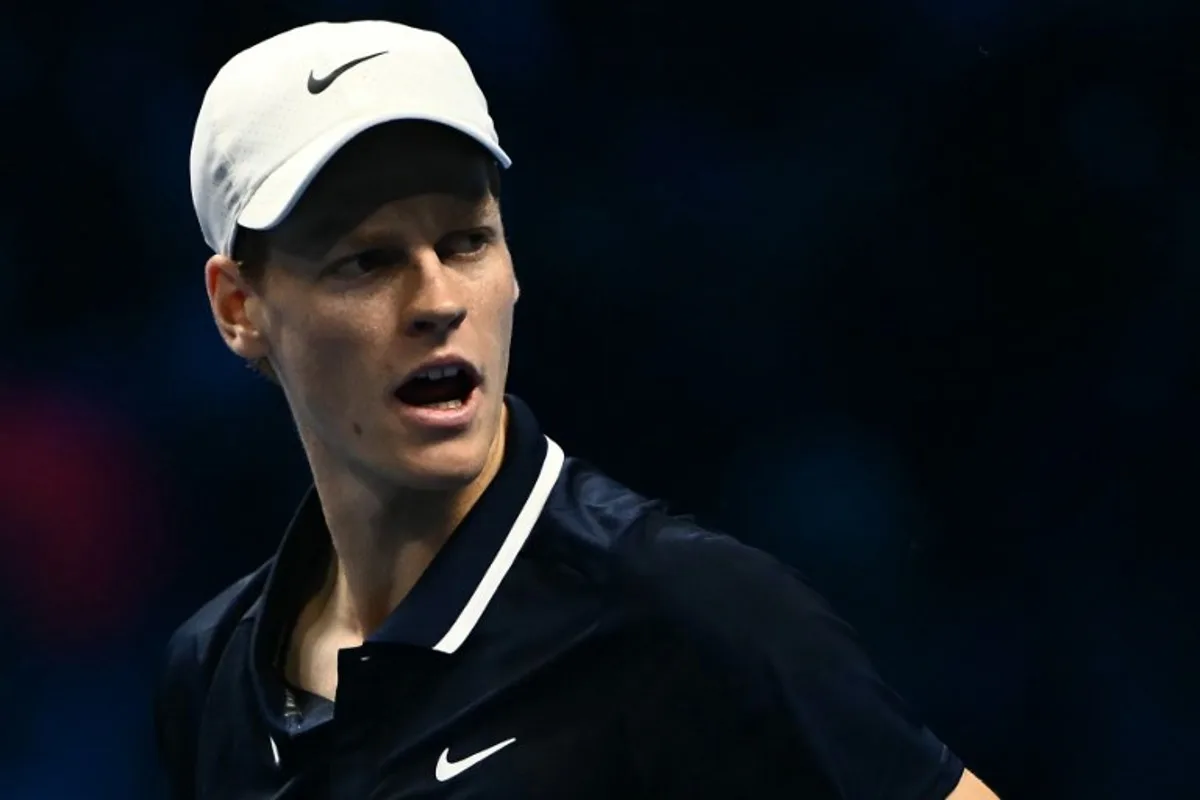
[190,20,511,257]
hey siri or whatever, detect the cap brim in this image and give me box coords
[235,113,511,235]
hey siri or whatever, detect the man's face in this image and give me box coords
[220,123,517,491]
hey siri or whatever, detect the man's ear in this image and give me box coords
[513,274,520,303]
[204,254,270,361]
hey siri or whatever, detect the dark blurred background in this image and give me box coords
[2,0,1198,797]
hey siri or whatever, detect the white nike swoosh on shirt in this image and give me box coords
[435,738,517,782]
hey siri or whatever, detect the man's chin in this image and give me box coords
[384,437,494,492]
[367,396,505,492]
[393,463,485,492]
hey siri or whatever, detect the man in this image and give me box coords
[156,19,1000,799]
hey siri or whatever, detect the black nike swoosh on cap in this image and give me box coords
[307,50,388,94]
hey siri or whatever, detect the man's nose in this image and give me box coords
[407,304,466,337]
[404,259,467,338]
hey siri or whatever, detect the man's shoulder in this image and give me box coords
[547,456,666,539]
[613,513,840,645]
[154,561,274,795]
[530,456,665,573]
[544,458,834,641]
[158,561,272,693]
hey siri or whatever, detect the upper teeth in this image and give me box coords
[417,365,461,381]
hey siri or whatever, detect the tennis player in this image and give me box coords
[155,19,1000,799]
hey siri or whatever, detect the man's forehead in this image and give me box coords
[274,122,496,251]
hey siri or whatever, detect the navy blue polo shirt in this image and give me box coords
[154,396,964,799]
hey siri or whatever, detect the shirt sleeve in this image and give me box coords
[154,627,202,800]
[152,568,269,799]
[624,521,965,800]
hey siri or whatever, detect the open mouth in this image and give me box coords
[394,362,480,410]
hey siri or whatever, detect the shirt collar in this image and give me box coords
[247,395,565,717]
[370,395,564,651]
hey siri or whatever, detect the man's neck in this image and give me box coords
[300,411,508,640]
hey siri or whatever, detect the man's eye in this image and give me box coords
[439,229,494,260]
[327,247,404,278]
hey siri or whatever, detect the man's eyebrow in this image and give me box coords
[278,210,361,255]
[444,192,500,216]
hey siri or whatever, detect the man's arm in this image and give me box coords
[949,769,1001,799]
